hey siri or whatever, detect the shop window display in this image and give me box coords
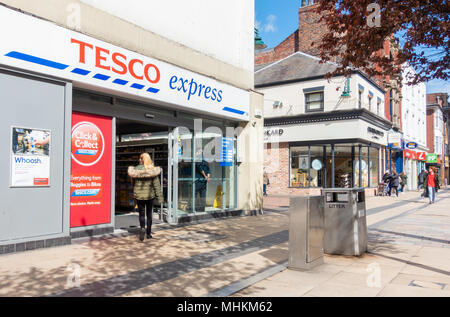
[354,147,369,187]
[290,146,309,187]
[334,146,353,188]
[309,146,325,187]
[369,147,380,187]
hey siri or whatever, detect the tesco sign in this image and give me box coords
[0,6,250,121]
[71,38,160,85]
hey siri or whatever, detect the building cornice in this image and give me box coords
[264,108,393,131]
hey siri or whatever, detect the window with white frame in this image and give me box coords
[303,86,324,112]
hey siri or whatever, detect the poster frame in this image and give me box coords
[9,125,52,188]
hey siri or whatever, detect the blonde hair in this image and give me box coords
[140,153,154,168]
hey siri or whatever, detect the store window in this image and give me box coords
[355,147,369,187]
[334,146,353,188]
[369,147,380,187]
[304,87,324,113]
[310,146,325,187]
[290,146,309,187]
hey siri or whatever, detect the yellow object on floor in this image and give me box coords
[213,185,223,208]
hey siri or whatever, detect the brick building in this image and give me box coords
[256,0,404,181]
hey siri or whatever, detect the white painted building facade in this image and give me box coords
[401,63,427,190]
[256,52,390,195]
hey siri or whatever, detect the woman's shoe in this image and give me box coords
[147,234,153,239]
[139,228,145,242]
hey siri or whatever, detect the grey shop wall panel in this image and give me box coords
[0,71,67,242]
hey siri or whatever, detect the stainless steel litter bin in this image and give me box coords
[288,196,324,271]
[321,188,367,256]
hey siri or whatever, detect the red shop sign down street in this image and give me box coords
[404,149,427,161]
[70,112,112,228]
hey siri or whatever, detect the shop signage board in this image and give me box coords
[417,152,426,161]
[220,137,234,167]
[263,121,388,146]
[405,142,418,149]
[10,127,51,187]
[405,149,418,160]
[70,112,112,228]
[388,130,403,150]
[0,7,249,121]
[426,153,438,163]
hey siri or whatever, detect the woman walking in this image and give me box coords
[390,171,400,197]
[424,167,440,204]
[128,153,163,241]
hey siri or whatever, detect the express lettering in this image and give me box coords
[71,38,161,84]
[169,75,223,102]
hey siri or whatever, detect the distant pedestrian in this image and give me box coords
[263,169,269,196]
[418,169,427,190]
[424,167,440,204]
[400,172,407,192]
[390,171,400,197]
[382,171,392,196]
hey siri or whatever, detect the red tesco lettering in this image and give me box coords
[71,38,160,84]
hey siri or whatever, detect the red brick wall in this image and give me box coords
[255,4,325,66]
[297,4,325,56]
[264,142,320,196]
[255,30,299,66]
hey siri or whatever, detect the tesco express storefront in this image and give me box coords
[0,7,250,253]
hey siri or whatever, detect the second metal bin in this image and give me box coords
[321,188,368,256]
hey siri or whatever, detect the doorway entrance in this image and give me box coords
[114,118,170,231]
[114,119,239,230]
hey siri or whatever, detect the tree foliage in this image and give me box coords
[315,0,449,85]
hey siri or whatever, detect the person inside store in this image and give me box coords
[418,169,428,191]
[390,171,400,197]
[400,172,408,192]
[424,167,440,204]
[128,153,163,242]
[195,149,211,213]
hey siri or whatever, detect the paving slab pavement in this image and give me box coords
[0,189,448,297]
[233,189,450,297]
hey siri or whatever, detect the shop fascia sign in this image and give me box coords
[387,130,403,150]
[405,142,418,150]
[404,149,426,161]
[264,128,284,138]
[367,127,384,140]
[0,7,249,121]
[426,153,438,163]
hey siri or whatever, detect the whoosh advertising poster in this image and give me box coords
[10,127,51,187]
[70,112,112,228]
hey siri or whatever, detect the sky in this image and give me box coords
[255,0,449,95]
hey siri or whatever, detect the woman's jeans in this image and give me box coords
[137,199,154,234]
[428,187,436,203]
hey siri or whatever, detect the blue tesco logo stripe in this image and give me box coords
[5,51,161,94]
[113,79,128,85]
[223,107,245,115]
[5,51,69,70]
[93,73,110,81]
[147,87,160,94]
[131,83,145,90]
[72,68,91,76]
